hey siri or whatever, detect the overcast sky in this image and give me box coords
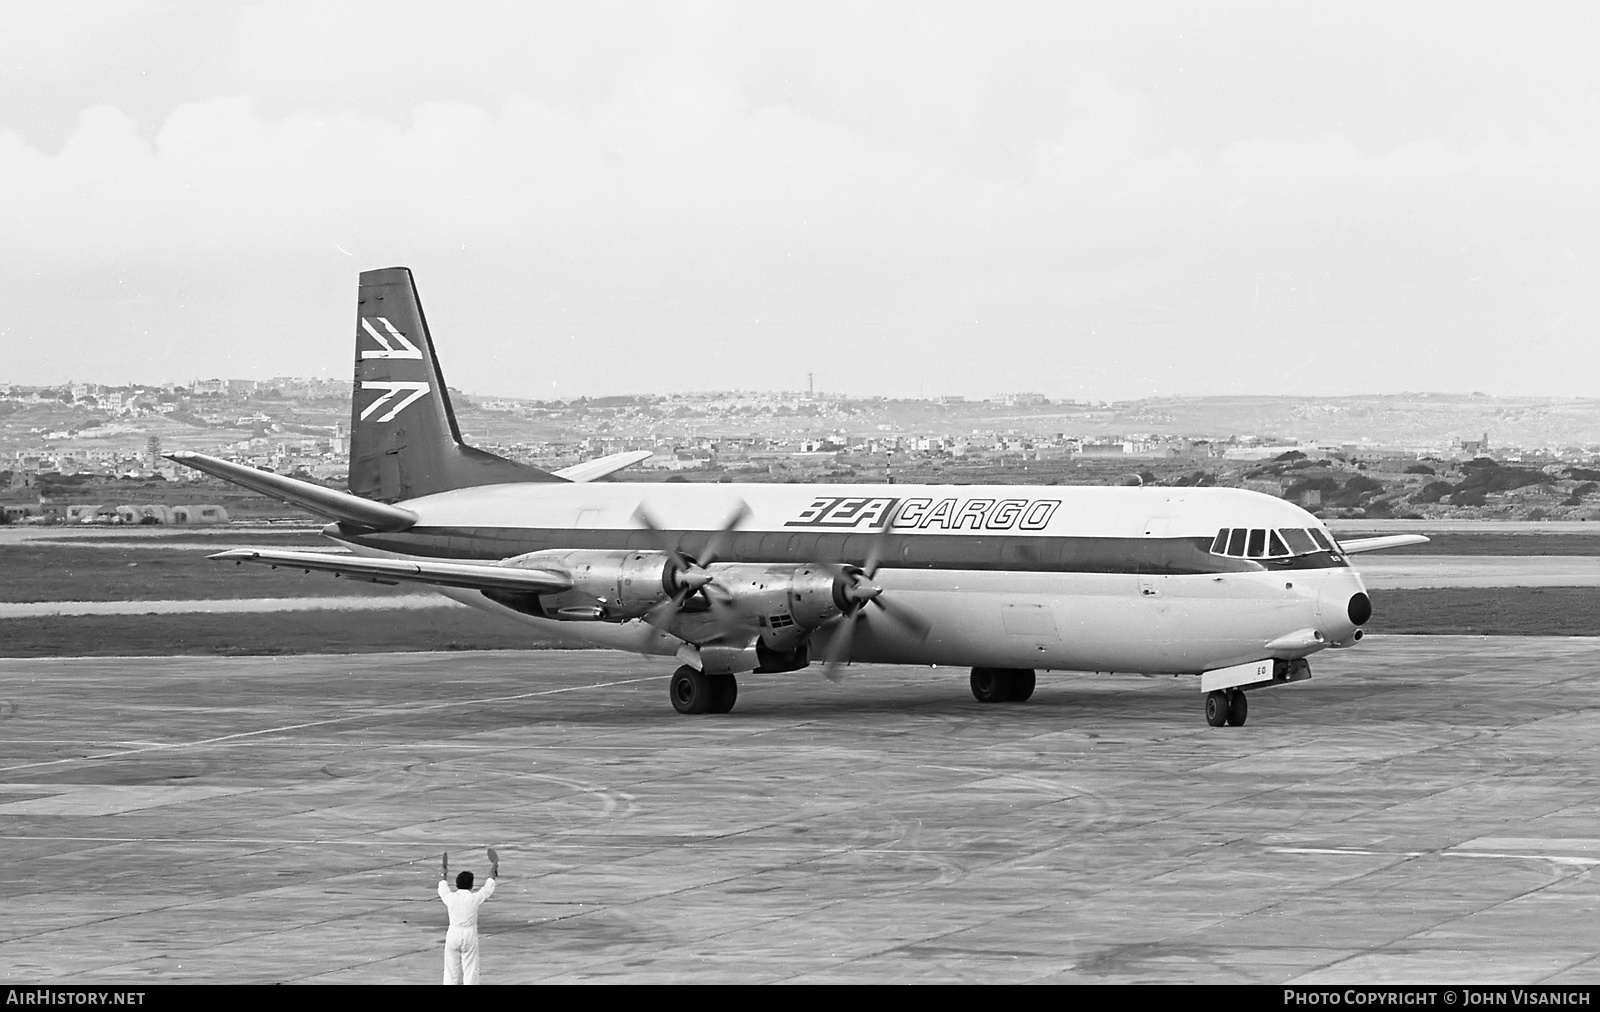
[3,1,1598,400]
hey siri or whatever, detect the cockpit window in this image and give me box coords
[1280,528,1318,555]
[1209,526,1338,559]
[1226,528,1248,556]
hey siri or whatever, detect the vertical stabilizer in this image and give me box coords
[349,267,560,502]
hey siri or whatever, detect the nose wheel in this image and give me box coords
[1205,689,1248,727]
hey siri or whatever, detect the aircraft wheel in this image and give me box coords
[1010,669,1036,703]
[970,667,1012,703]
[708,674,738,714]
[1226,689,1248,727]
[1205,689,1229,727]
[670,665,716,715]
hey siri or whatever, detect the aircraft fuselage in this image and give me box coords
[331,480,1369,677]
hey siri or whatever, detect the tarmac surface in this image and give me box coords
[2,638,1599,984]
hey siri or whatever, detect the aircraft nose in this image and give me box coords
[1348,592,1372,626]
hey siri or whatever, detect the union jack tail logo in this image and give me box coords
[359,317,423,359]
[359,381,430,421]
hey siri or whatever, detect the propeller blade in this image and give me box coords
[861,510,897,579]
[632,505,691,573]
[644,587,692,630]
[636,500,753,643]
[697,499,751,568]
[820,613,860,682]
[870,595,933,640]
[705,589,749,639]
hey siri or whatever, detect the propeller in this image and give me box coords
[817,515,932,682]
[633,499,752,635]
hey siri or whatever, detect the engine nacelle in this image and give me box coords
[669,563,848,652]
[498,549,679,621]
[487,552,858,664]
[786,564,851,629]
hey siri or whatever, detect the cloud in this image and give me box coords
[2,4,1599,398]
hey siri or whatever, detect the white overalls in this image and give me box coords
[439,878,496,984]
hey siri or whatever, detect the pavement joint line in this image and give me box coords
[0,835,505,846]
[0,676,660,775]
[1286,880,1593,987]
[757,904,1064,985]
[1271,845,1600,867]
[0,894,427,955]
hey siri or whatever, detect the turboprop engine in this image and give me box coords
[483,499,931,677]
[627,561,871,674]
[481,549,866,653]
[482,551,849,630]
[483,549,693,621]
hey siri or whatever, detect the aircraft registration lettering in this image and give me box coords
[784,495,1062,532]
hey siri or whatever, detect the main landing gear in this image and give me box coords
[669,665,738,715]
[970,667,1036,703]
[1204,688,1248,727]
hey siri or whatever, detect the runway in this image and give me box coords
[1354,555,1600,588]
[2,638,1599,984]
[2,556,1594,620]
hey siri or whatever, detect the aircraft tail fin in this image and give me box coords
[349,267,561,502]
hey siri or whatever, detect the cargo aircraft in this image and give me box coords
[170,268,1425,725]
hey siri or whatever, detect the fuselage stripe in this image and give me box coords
[338,526,1349,576]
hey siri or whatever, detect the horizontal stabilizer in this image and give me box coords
[1339,534,1431,555]
[166,451,418,530]
[552,449,654,483]
[209,549,573,594]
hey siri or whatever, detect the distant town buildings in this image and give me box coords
[3,379,1600,523]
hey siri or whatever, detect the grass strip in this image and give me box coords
[1,588,1595,658]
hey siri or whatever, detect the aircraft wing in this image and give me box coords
[552,450,654,483]
[1338,534,1431,555]
[167,451,418,531]
[208,549,572,594]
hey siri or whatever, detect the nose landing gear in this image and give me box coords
[1205,688,1248,727]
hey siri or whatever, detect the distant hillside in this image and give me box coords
[961,395,1600,448]
[8,390,1600,455]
